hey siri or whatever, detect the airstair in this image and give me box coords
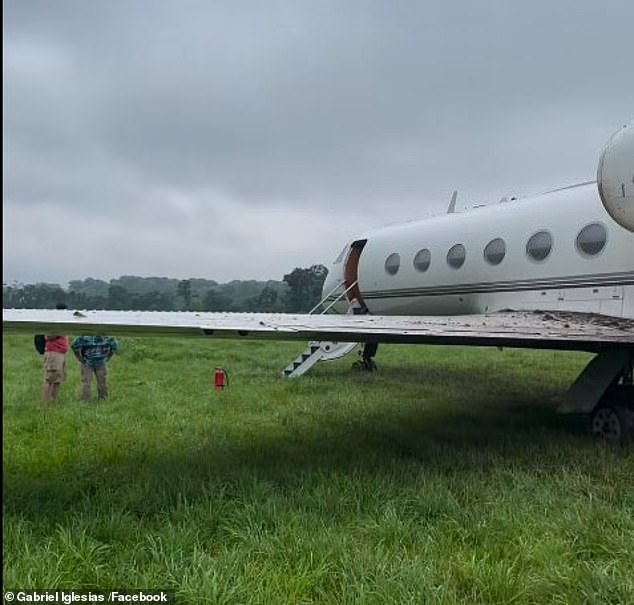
[281,281,359,378]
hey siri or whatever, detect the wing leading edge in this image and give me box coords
[3,308,633,353]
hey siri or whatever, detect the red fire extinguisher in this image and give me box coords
[214,367,228,390]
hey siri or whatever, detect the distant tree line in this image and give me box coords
[3,265,329,313]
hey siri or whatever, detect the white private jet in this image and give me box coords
[4,121,634,441]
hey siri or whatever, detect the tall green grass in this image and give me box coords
[3,333,633,604]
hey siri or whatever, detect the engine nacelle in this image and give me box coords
[597,120,634,232]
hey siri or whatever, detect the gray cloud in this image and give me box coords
[3,0,634,286]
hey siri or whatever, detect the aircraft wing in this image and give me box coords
[3,308,633,352]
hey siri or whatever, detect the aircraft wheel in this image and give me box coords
[590,404,631,444]
[351,359,377,372]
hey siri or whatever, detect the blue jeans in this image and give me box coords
[80,363,108,401]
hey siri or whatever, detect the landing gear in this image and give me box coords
[351,342,378,372]
[351,357,377,372]
[558,349,633,443]
[590,385,634,444]
[591,405,629,443]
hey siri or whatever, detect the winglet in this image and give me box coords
[447,190,458,214]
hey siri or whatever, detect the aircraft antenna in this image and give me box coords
[446,190,458,214]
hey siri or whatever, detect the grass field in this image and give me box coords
[3,332,633,604]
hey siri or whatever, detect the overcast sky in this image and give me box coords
[3,0,634,287]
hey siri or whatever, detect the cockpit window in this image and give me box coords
[334,244,348,264]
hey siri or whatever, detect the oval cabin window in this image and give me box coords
[576,223,607,256]
[413,248,431,272]
[447,244,466,269]
[384,253,401,275]
[526,230,552,262]
[483,238,506,266]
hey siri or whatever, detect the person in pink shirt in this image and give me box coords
[40,303,69,402]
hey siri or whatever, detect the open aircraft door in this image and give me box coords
[343,239,367,308]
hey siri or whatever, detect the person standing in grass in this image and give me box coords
[40,303,69,403]
[71,335,119,402]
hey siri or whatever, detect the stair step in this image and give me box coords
[282,341,359,378]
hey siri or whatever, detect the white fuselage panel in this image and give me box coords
[323,183,634,318]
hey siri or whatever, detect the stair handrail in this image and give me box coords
[308,280,344,315]
[309,280,358,315]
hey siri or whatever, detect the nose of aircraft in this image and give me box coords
[318,243,349,313]
[320,263,343,310]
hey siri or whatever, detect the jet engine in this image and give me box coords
[597,120,634,231]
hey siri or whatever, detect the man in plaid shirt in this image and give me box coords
[71,335,119,402]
